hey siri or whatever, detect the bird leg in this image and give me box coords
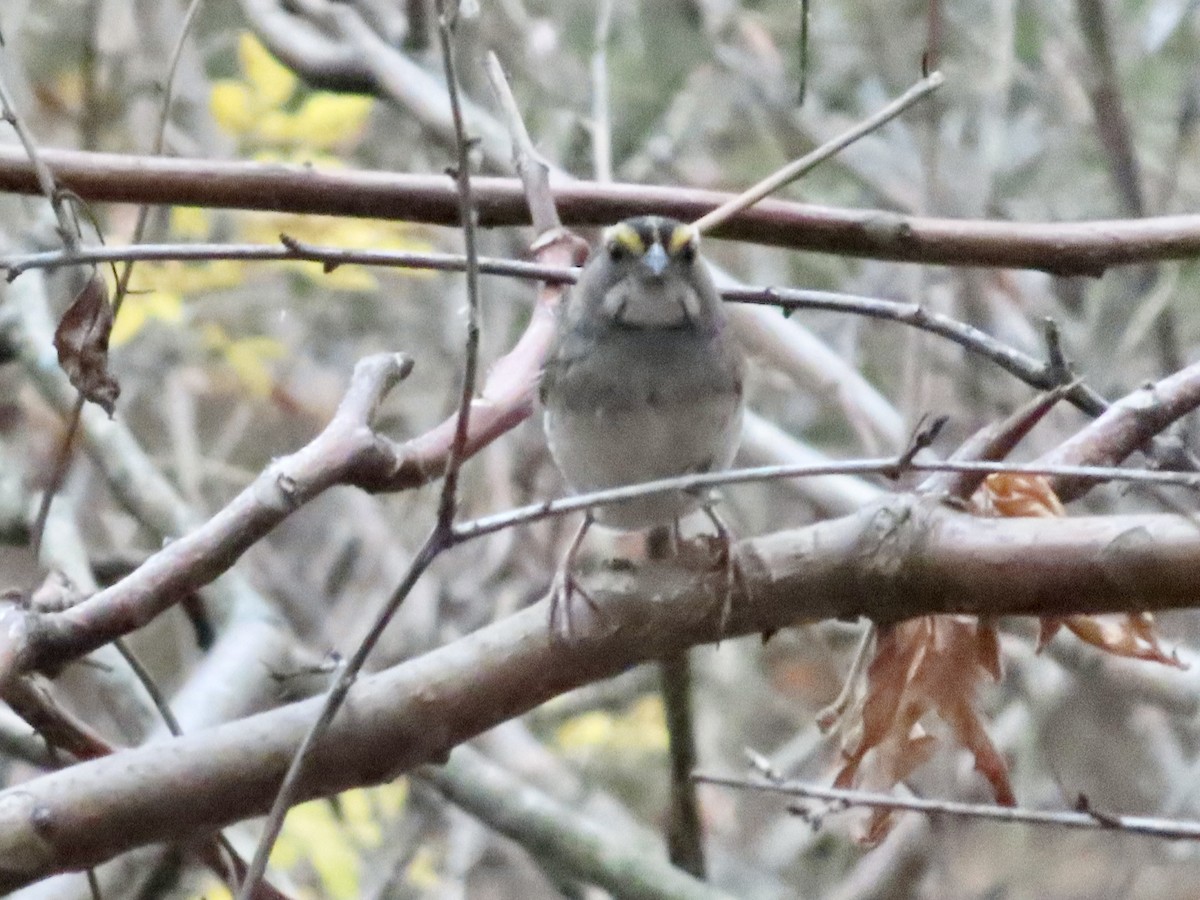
[548,511,600,639]
[701,501,744,637]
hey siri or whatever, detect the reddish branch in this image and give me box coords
[1039,359,1200,501]
[3,145,1200,274]
[0,229,586,689]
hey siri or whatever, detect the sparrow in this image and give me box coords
[540,215,746,635]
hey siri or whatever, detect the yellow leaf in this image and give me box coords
[210,80,257,135]
[48,71,85,110]
[626,694,669,751]
[272,799,360,899]
[189,880,233,900]
[406,846,442,890]
[201,322,230,350]
[238,32,296,108]
[170,206,212,239]
[110,291,183,346]
[109,303,147,348]
[314,262,379,291]
[289,93,375,148]
[222,336,287,398]
[174,259,246,294]
[338,787,384,847]
[256,109,298,145]
[555,695,668,754]
[556,710,616,751]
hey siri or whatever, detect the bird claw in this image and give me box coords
[547,513,600,641]
[548,567,602,641]
[701,504,744,639]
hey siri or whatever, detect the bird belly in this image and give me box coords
[544,394,742,530]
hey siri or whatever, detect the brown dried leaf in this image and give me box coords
[1037,617,1064,652]
[975,472,1065,517]
[978,472,1184,670]
[53,275,119,415]
[1061,613,1185,668]
[976,618,1004,682]
[834,617,1015,842]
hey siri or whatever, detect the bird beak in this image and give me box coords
[642,243,669,277]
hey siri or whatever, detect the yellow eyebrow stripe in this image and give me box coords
[604,222,645,255]
[667,224,698,255]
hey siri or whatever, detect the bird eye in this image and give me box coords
[678,242,697,265]
[607,241,627,262]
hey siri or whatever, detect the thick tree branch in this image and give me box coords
[3,497,1200,888]
[3,146,1200,273]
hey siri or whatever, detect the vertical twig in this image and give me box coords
[85,867,102,900]
[923,0,941,75]
[798,0,810,104]
[28,0,206,554]
[484,53,560,234]
[236,533,442,899]
[236,3,486,895]
[659,648,707,877]
[435,0,484,531]
[1074,0,1181,380]
[0,51,80,252]
[591,0,615,182]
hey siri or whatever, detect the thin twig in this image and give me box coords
[236,532,440,900]
[0,57,79,250]
[815,623,876,732]
[0,42,86,556]
[112,0,205,321]
[590,0,616,182]
[797,0,810,104]
[29,0,205,555]
[236,4,485,894]
[4,239,571,282]
[111,639,182,737]
[450,456,1200,544]
[484,53,560,234]
[691,70,945,234]
[692,772,1200,841]
[0,240,1110,418]
[434,2,484,531]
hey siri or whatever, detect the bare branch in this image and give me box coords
[693,772,1200,841]
[5,147,1200,272]
[238,4,488,893]
[8,497,1200,887]
[485,53,560,234]
[693,71,944,235]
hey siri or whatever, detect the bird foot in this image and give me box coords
[547,513,603,641]
[699,505,745,639]
[548,566,603,641]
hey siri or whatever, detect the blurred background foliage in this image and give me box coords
[1,0,1200,898]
